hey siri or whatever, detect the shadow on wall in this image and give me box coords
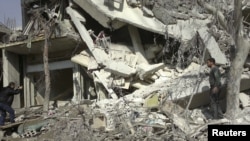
[104,0,124,12]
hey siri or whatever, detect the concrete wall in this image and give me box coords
[2,49,21,108]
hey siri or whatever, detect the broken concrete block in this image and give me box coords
[182,62,201,74]
[57,101,69,107]
[160,101,184,115]
[105,61,136,77]
[94,71,118,99]
[198,27,228,65]
[137,63,165,80]
[91,116,106,129]
[131,81,149,89]
[71,51,90,68]
[157,69,172,77]
[172,114,191,134]
[239,93,250,107]
[35,93,44,105]
[144,94,159,108]
[150,74,159,80]
[88,56,99,70]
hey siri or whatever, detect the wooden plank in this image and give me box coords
[0,118,42,129]
[0,121,23,129]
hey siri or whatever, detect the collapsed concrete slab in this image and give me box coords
[71,53,90,68]
[73,0,166,34]
[198,27,228,65]
[137,63,165,80]
[66,7,109,65]
[105,61,136,77]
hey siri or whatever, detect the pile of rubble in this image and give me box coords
[2,0,250,140]
[0,100,224,141]
[1,97,250,141]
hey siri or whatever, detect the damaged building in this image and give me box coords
[1,0,250,140]
[0,0,249,108]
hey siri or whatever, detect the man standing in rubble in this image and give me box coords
[0,82,23,125]
[207,58,223,119]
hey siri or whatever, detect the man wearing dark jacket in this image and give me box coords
[207,58,223,119]
[0,82,22,125]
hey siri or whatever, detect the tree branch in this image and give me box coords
[233,0,243,39]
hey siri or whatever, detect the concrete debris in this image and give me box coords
[66,7,110,66]
[137,63,165,80]
[17,118,55,134]
[105,61,136,77]
[35,93,44,105]
[239,93,250,108]
[71,51,90,68]
[144,93,159,108]
[198,27,228,65]
[131,81,149,89]
[2,0,250,140]
[93,70,118,99]
[0,94,248,141]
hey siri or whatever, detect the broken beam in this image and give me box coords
[66,7,109,65]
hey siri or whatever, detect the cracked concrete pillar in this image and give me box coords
[72,64,83,103]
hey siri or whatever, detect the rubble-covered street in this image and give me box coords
[1,0,250,140]
[1,98,250,141]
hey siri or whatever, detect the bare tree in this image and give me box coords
[37,6,55,112]
[198,0,250,119]
[42,23,51,112]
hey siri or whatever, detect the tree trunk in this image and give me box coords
[225,0,250,119]
[43,26,51,112]
[226,37,250,119]
[198,0,250,119]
